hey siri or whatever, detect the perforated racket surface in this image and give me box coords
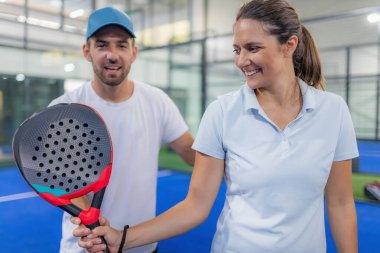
[12,103,113,230]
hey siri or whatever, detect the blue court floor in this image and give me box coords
[0,167,379,253]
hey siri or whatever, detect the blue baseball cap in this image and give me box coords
[86,6,136,41]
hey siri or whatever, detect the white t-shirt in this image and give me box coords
[193,80,359,253]
[51,80,188,253]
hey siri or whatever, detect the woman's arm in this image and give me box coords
[74,151,225,252]
[325,159,358,253]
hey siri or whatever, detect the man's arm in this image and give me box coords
[168,131,195,166]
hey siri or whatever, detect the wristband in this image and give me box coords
[118,225,129,253]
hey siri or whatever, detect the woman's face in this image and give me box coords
[233,19,293,90]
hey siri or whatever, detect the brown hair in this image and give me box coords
[236,0,325,89]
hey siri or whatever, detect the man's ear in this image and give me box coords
[82,43,92,62]
[283,35,298,57]
[131,45,138,63]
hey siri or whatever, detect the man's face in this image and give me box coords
[83,25,137,86]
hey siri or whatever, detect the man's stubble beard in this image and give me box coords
[93,62,131,87]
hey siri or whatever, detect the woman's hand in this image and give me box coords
[71,216,124,253]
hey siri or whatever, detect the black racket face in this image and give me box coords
[13,103,112,197]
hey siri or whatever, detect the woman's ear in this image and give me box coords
[284,35,298,57]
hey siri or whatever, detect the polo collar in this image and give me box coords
[243,78,317,112]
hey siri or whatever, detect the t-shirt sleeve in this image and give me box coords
[48,94,71,107]
[333,97,359,161]
[160,92,188,144]
[192,100,225,160]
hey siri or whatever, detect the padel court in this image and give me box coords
[1,140,380,253]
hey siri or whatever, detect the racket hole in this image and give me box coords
[35,146,40,151]
[96,162,101,166]
[45,144,50,148]
[73,136,77,140]
[37,136,42,141]
[50,124,55,129]
[67,154,72,159]
[59,182,64,186]
[87,140,92,145]
[49,160,53,164]
[74,185,79,189]
[73,161,78,165]
[99,153,103,157]
[62,173,67,177]
[39,163,44,167]
[46,169,51,173]
[96,137,100,141]
[75,125,80,130]
[88,164,92,169]
[56,131,61,135]
[69,145,74,150]
[85,173,90,178]
[93,147,98,151]
[83,123,88,127]
[90,130,94,135]
[76,152,80,156]
[68,179,73,183]
[59,122,63,126]
[82,158,87,163]
[64,164,69,168]
[51,150,56,155]
[77,176,81,180]
[78,142,83,147]
[43,178,48,182]
[69,119,74,124]
[58,157,63,162]
[54,141,59,145]
[60,148,65,152]
[47,134,52,138]
[63,138,68,143]
[37,172,42,177]
[32,156,37,161]
[70,170,75,174]
[65,188,70,192]
[66,129,71,133]
[53,175,57,180]
[90,156,95,160]
[94,171,98,175]
[55,166,60,171]
[85,149,89,154]
[42,153,47,158]
[50,185,55,189]
[82,133,87,138]
[83,182,87,186]
[79,167,84,172]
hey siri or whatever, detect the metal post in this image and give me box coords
[201,39,207,113]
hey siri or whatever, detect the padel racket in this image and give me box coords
[12,103,112,252]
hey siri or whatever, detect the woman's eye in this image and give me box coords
[233,48,240,54]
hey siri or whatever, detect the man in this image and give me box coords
[49,6,195,253]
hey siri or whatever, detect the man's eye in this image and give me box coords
[249,47,259,53]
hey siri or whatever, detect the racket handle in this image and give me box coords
[87,220,110,253]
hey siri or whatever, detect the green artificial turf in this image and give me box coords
[159,148,380,203]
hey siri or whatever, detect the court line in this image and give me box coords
[0,191,37,203]
[0,170,173,203]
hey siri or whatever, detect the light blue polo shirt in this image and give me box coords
[192,79,358,253]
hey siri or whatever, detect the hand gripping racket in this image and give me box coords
[12,103,112,252]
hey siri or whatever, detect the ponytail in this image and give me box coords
[294,25,325,90]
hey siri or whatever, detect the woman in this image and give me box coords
[74,1,358,252]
